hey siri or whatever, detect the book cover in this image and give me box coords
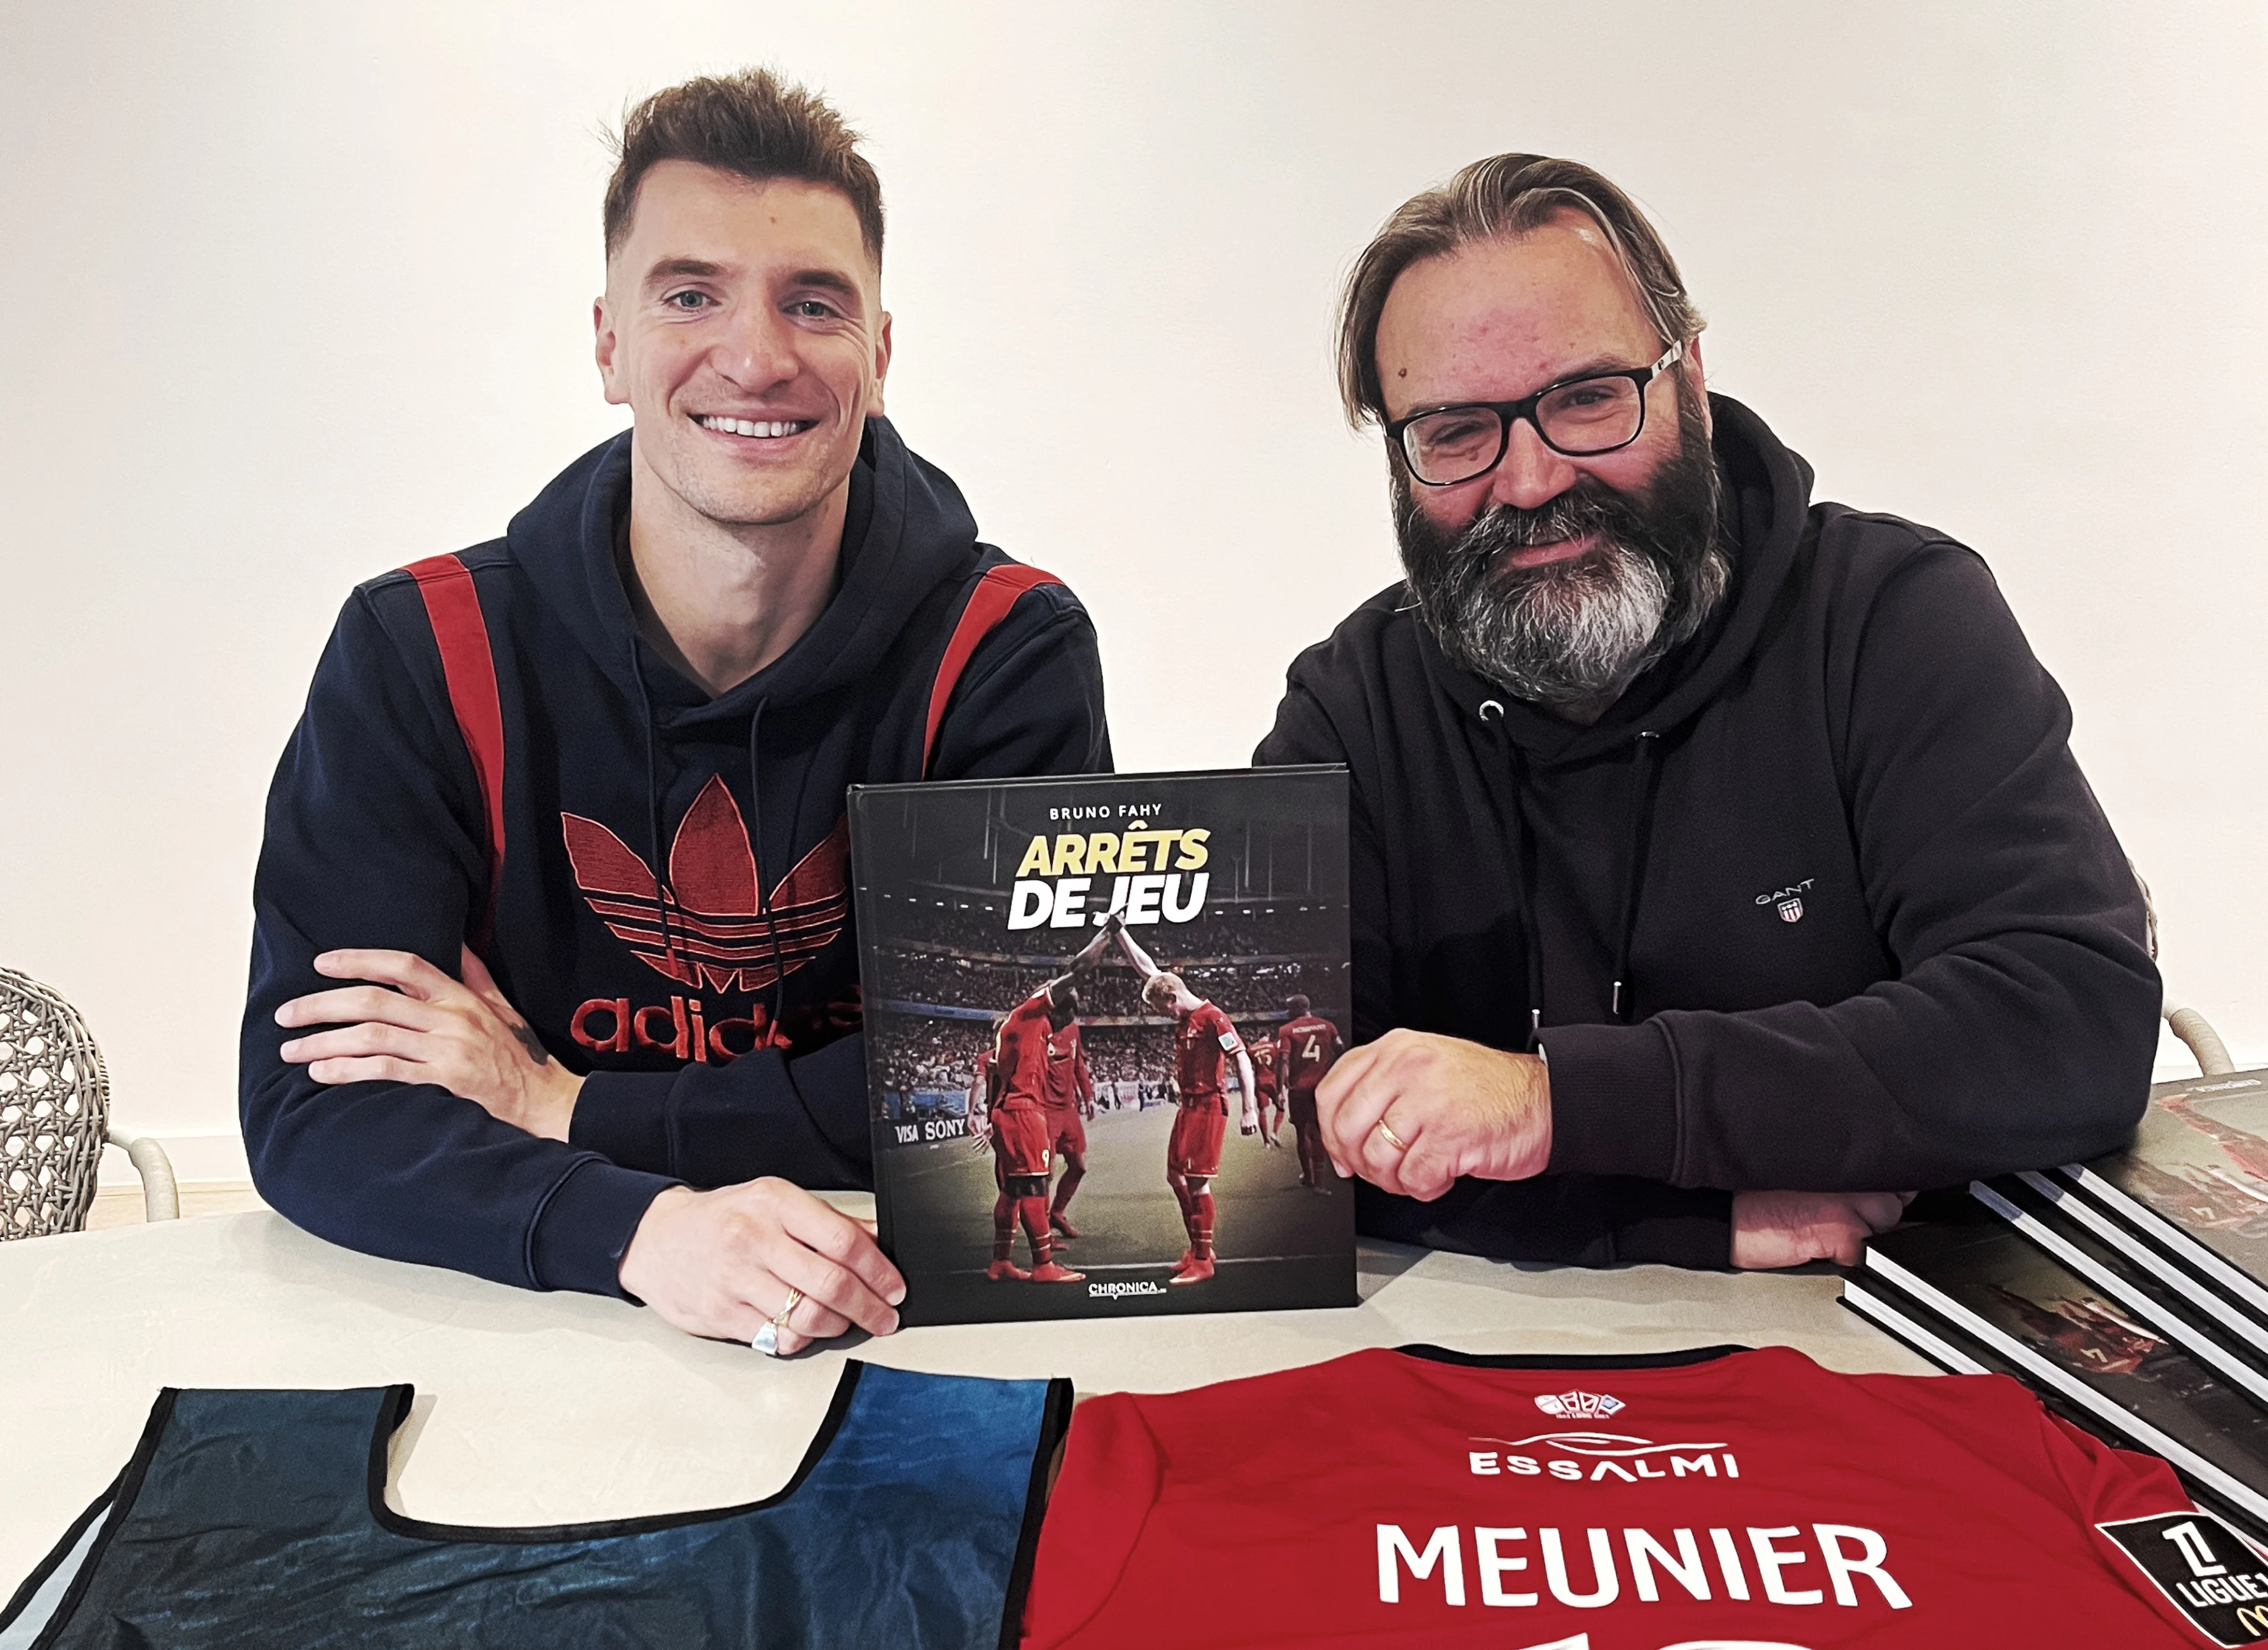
[848,766,1358,1327]
[1840,1267,2268,1544]
[1864,1193,2268,1529]
[2002,1169,2268,1361]
[2061,1068,2268,1322]
[1966,1176,2268,1401]
[1843,1265,2113,1433]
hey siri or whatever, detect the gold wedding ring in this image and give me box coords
[752,1286,805,1358]
[773,1286,805,1329]
[1374,1117,1410,1154]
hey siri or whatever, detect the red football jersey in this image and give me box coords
[1171,1000,1241,1101]
[1042,1021,1091,1112]
[1025,1344,2243,1648]
[1253,1039,1279,1102]
[1278,1013,1342,1089]
[992,993,1055,1113]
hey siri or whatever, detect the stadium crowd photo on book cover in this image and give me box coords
[848,768,1357,1326]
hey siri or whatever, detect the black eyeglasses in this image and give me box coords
[1383,340,1684,487]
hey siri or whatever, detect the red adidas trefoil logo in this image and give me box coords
[561,774,849,994]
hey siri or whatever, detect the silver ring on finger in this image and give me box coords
[752,1285,806,1358]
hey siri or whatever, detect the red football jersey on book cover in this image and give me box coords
[1171,1000,1240,1102]
[1042,1021,1090,1112]
[992,992,1055,1113]
[1276,1012,1340,1089]
[1024,1344,2253,1648]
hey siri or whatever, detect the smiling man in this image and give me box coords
[240,71,1109,1354]
[1256,154,2158,1269]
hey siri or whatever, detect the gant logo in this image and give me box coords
[561,774,849,994]
[1755,878,1814,925]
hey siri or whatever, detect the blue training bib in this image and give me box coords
[2,1361,1068,1649]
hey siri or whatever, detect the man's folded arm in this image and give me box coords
[1543,542,2161,1193]
[569,1037,871,1190]
[240,590,676,1296]
[575,579,1112,1189]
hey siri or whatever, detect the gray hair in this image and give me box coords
[1337,154,1703,427]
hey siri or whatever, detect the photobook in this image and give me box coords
[1839,1266,2268,1544]
[2060,1068,2268,1322]
[1862,1192,2268,1529]
[1966,1177,2268,1402]
[848,766,1358,1327]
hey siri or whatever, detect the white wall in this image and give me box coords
[2,1,2262,1168]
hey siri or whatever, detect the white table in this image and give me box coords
[0,1205,1928,1587]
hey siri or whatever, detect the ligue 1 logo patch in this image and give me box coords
[2097,1511,2268,1646]
[1533,1389,1625,1420]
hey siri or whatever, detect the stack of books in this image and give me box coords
[1846,1068,2268,1539]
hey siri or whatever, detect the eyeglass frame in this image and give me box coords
[1381,339,1686,487]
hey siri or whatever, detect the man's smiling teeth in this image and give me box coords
[696,415,812,438]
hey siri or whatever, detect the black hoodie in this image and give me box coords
[242,419,1109,1296]
[1255,396,2158,1265]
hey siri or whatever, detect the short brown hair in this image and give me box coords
[602,69,884,269]
[1336,154,1701,427]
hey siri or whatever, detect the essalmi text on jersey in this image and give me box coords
[1008,826,1213,932]
[1469,1447,1738,1483]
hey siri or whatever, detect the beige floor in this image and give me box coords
[85,1182,270,1230]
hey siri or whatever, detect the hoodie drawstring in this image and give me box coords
[1611,730,1663,1023]
[1507,744,1546,1053]
[1478,706,1667,1042]
[747,700,791,1043]
[631,661,673,982]
[1475,702,1546,1053]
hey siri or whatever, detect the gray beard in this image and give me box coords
[1437,528,1728,707]
[1394,395,1729,708]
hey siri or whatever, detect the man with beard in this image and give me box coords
[1255,154,2158,1270]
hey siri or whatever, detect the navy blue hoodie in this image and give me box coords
[242,419,1109,1296]
[1256,396,2159,1265]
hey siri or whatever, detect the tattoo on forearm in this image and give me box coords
[507,1022,548,1067]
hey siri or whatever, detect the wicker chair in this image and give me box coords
[0,966,177,1238]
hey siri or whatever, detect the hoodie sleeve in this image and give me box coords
[565,577,1112,1190]
[240,585,676,1298]
[1543,540,2160,1194]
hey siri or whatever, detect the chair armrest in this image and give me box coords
[2166,1004,2237,1079]
[104,1128,180,1222]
